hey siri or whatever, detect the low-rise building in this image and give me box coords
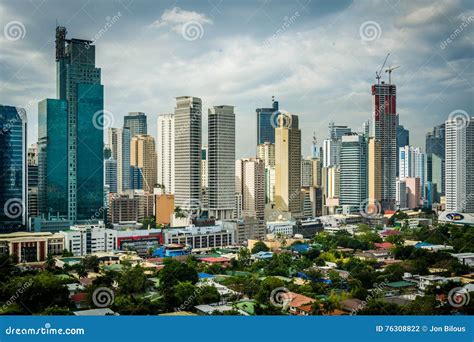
[266,221,295,236]
[60,222,117,256]
[451,253,474,267]
[0,231,64,263]
[163,224,235,250]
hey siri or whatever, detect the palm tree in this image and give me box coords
[45,253,55,270]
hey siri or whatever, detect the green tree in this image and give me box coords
[251,241,269,254]
[118,265,148,295]
[197,285,221,305]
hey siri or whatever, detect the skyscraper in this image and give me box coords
[426,123,445,199]
[107,127,131,193]
[124,112,147,137]
[208,105,236,219]
[328,122,351,140]
[257,98,279,145]
[399,145,425,201]
[130,135,157,193]
[38,99,68,218]
[105,157,118,193]
[157,114,175,194]
[55,26,104,222]
[372,82,397,210]
[339,134,368,212]
[396,119,409,177]
[174,96,202,210]
[0,105,27,230]
[201,146,208,188]
[445,117,474,212]
[235,158,266,239]
[275,113,301,216]
[368,137,382,209]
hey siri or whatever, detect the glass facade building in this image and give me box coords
[124,112,147,137]
[257,99,279,145]
[0,105,27,230]
[38,26,104,223]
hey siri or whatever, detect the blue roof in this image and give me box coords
[415,242,434,248]
[198,273,215,279]
[290,244,310,253]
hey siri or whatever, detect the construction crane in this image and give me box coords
[375,53,390,84]
[385,65,400,84]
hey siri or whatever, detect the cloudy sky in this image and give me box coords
[1,0,473,158]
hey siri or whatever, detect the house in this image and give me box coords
[195,304,249,315]
[286,292,316,316]
[451,253,474,267]
[418,275,457,291]
[252,251,273,260]
[355,249,394,262]
[374,242,393,250]
[199,257,230,266]
[73,308,118,316]
[340,298,364,313]
[415,242,454,252]
[379,229,401,238]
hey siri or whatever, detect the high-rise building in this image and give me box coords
[445,117,474,212]
[368,137,382,209]
[275,113,301,216]
[339,134,368,212]
[130,135,157,193]
[322,139,341,167]
[0,105,28,230]
[208,105,236,220]
[107,127,131,193]
[124,112,147,137]
[174,96,202,210]
[257,98,279,145]
[301,158,313,188]
[235,158,265,238]
[38,99,68,218]
[396,121,409,177]
[201,146,208,189]
[372,82,397,210]
[54,26,104,222]
[105,157,118,193]
[405,177,421,209]
[27,144,39,220]
[322,166,340,215]
[426,123,445,199]
[157,114,175,194]
[328,122,351,140]
[399,145,425,200]
[257,142,275,167]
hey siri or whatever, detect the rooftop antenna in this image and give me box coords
[376,53,390,84]
[385,65,400,84]
[271,95,275,103]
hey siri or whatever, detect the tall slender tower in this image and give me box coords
[157,114,175,194]
[174,96,202,210]
[107,127,131,193]
[55,26,104,222]
[130,135,157,193]
[275,113,301,216]
[124,112,147,137]
[445,117,473,212]
[372,81,397,210]
[208,105,235,219]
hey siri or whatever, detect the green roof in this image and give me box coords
[386,281,416,288]
[234,300,257,315]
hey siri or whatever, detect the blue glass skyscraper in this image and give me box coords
[38,26,104,222]
[0,105,27,230]
[257,98,279,145]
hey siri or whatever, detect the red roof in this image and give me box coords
[200,257,229,263]
[71,293,87,303]
[380,229,401,236]
[375,242,393,249]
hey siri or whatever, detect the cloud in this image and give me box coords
[149,7,213,33]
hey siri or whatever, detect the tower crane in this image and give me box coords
[375,53,390,84]
[385,65,400,84]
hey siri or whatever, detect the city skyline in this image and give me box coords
[1,1,473,158]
